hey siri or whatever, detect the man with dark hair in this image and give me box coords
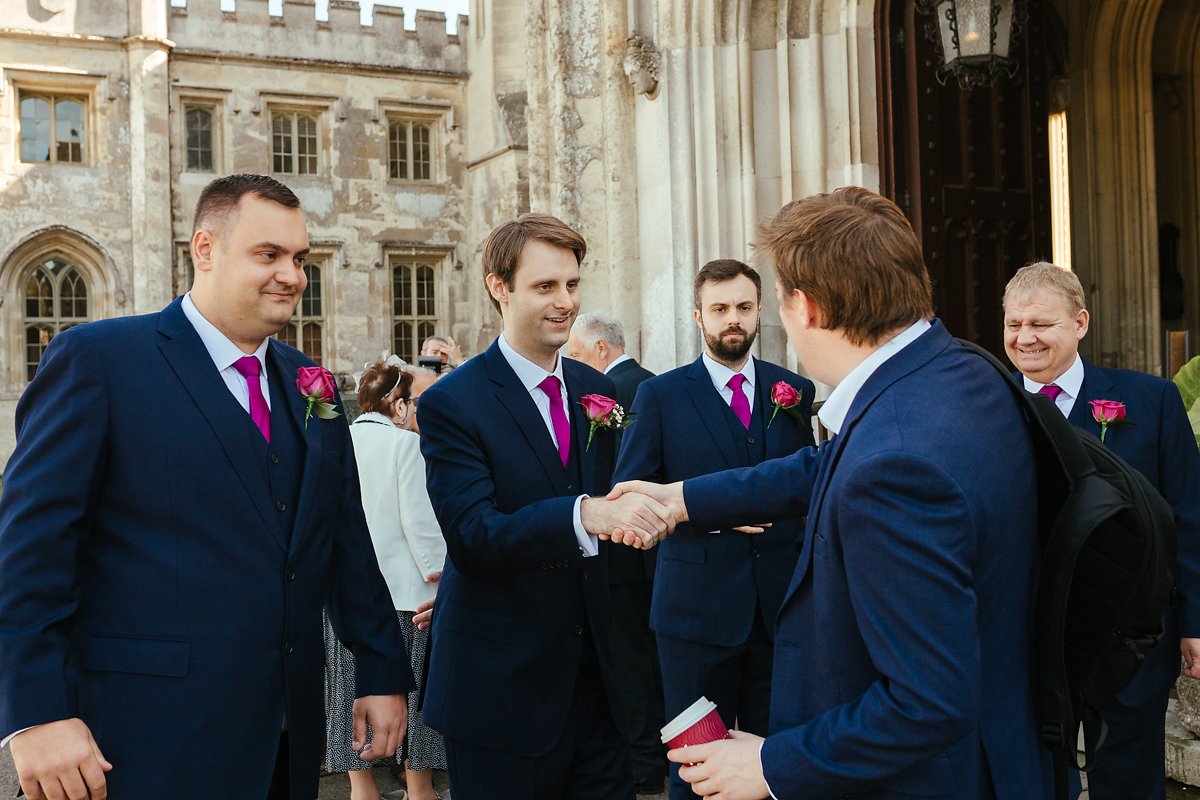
[1004,261,1200,800]
[417,212,674,799]
[0,174,413,800]
[612,188,1049,799]
[613,258,815,799]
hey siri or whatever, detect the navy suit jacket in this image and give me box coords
[1062,360,1200,705]
[0,299,412,800]
[417,340,626,756]
[614,356,815,647]
[685,322,1049,800]
[605,357,657,586]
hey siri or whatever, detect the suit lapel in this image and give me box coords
[269,342,323,555]
[1069,361,1117,430]
[485,343,571,494]
[684,357,741,470]
[155,300,284,551]
[784,434,846,596]
[565,363,598,493]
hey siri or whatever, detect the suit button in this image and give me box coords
[287,570,296,581]
[566,482,574,490]
[748,437,756,444]
[753,551,760,558]
[276,501,286,512]
[574,624,583,636]
[582,569,590,581]
[284,642,293,655]
[270,453,280,464]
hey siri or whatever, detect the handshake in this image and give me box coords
[581,480,688,550]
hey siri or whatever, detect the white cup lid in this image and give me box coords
[660,696,718,744]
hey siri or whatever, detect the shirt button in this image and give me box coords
[270,453,280,464]
[276,501,286,512]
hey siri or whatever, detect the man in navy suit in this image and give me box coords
[0,174,413,800]
[1003,261,1200,800]
[567,311,666,793]
[613,260,814,800]
[417,213,676,799]
[611,188,1049,799]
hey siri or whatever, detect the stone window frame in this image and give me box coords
[276,252,333,365]
[376,100,451,185]
[264,96,332,178]
[5,68,105,168]
[385,244,452,364]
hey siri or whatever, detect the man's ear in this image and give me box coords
[191,229,215,273]
[794,290,821,329]
[692,308,703,329]
[595,339,609,359]
[1074,308,1090,340]
[485,273,509,307]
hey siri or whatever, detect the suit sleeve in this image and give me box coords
[760,452,981,797]
[417,384,588,577]
[613,380,666,485]
[1158,381,1200,636]
[325,405,416,697]
[394,438,448,586]
[0,330,107,736]
[682,445,822,530]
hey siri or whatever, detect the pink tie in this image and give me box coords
[728,373,751,429]
[1040,384,1064,402]
[538,375,570,467]
[234,356,271,443]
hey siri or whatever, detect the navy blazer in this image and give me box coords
[417,340,626,756]
[0,299,412,800]
[1062,360,1200,705]
[684,322,1049,800]
[614,356,815,647]
[605,357,657,586]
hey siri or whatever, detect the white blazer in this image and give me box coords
[349,412,447,611]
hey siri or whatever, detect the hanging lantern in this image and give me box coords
[915,0,1024,90]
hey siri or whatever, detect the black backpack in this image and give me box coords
[960,340,1177,799]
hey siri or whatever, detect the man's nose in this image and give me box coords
[277,263,303,285]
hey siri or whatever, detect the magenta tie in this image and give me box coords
[234,356,271,443]
[728,373,751,429]
[538,375,570,467]
[1040,383,1064,402]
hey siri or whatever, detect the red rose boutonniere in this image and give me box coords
[1089,399,1131,444]
[296,366,341,428]
[579,394,634,451]
[767,381,805,428]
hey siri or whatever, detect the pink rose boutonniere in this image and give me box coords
[296,366,341,428]
[1089,399,1130,444]
[579,394,635,451]
[767,380,805,428]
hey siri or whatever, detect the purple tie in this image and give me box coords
[538,375,570,467]
[234,356,271,443]
[728,373,751,429]
[1040,383,1064,402]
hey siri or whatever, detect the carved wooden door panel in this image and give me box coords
[877,0,1053,357]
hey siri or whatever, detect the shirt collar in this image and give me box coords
[604,353,633,374]
[1021,353,1084,399]
[818,319,932,436]
[701,351,755,393]
[182,292,269,373]
[498,334,565,393]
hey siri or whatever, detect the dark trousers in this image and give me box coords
[658,609,773,800]
[1069,694,1168,800]
[444,668,635,800]
[610,579,667,780]
[267,734,290,800]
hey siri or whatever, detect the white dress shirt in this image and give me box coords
[1020,353,1084,418]
[496,335,597,557]
[349,412,447,610]
[701,351,757,411]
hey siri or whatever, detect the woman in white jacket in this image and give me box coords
[325,360,446,800]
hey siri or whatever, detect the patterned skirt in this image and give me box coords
[323,609,447,773]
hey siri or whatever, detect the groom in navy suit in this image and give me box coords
[614,259,814,799]
[0,175,413,800]
[1003,261,1200,800]
[611,188,1050,799]
[417,213,676,799]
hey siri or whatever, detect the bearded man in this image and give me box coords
[612,259,816,800]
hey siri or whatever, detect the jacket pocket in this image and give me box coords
[80,635,190,677]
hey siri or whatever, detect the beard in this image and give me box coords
[705,324,757,363]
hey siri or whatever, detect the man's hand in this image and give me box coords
[351,694,408,762]
[10,718,112,800]
[1182,638,1200,679]
[413,597,435,630]
[607,480,689,523]
[669,730,769,800]
[581,493,676,548]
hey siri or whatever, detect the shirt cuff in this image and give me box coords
[2,725,35,747]
[572,495,598,557]
[760,740,779,800]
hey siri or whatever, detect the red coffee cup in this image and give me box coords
[660,696,732,751]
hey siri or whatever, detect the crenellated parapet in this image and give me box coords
[169,0,468,74]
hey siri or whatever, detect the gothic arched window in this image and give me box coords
[23,257,90,380]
